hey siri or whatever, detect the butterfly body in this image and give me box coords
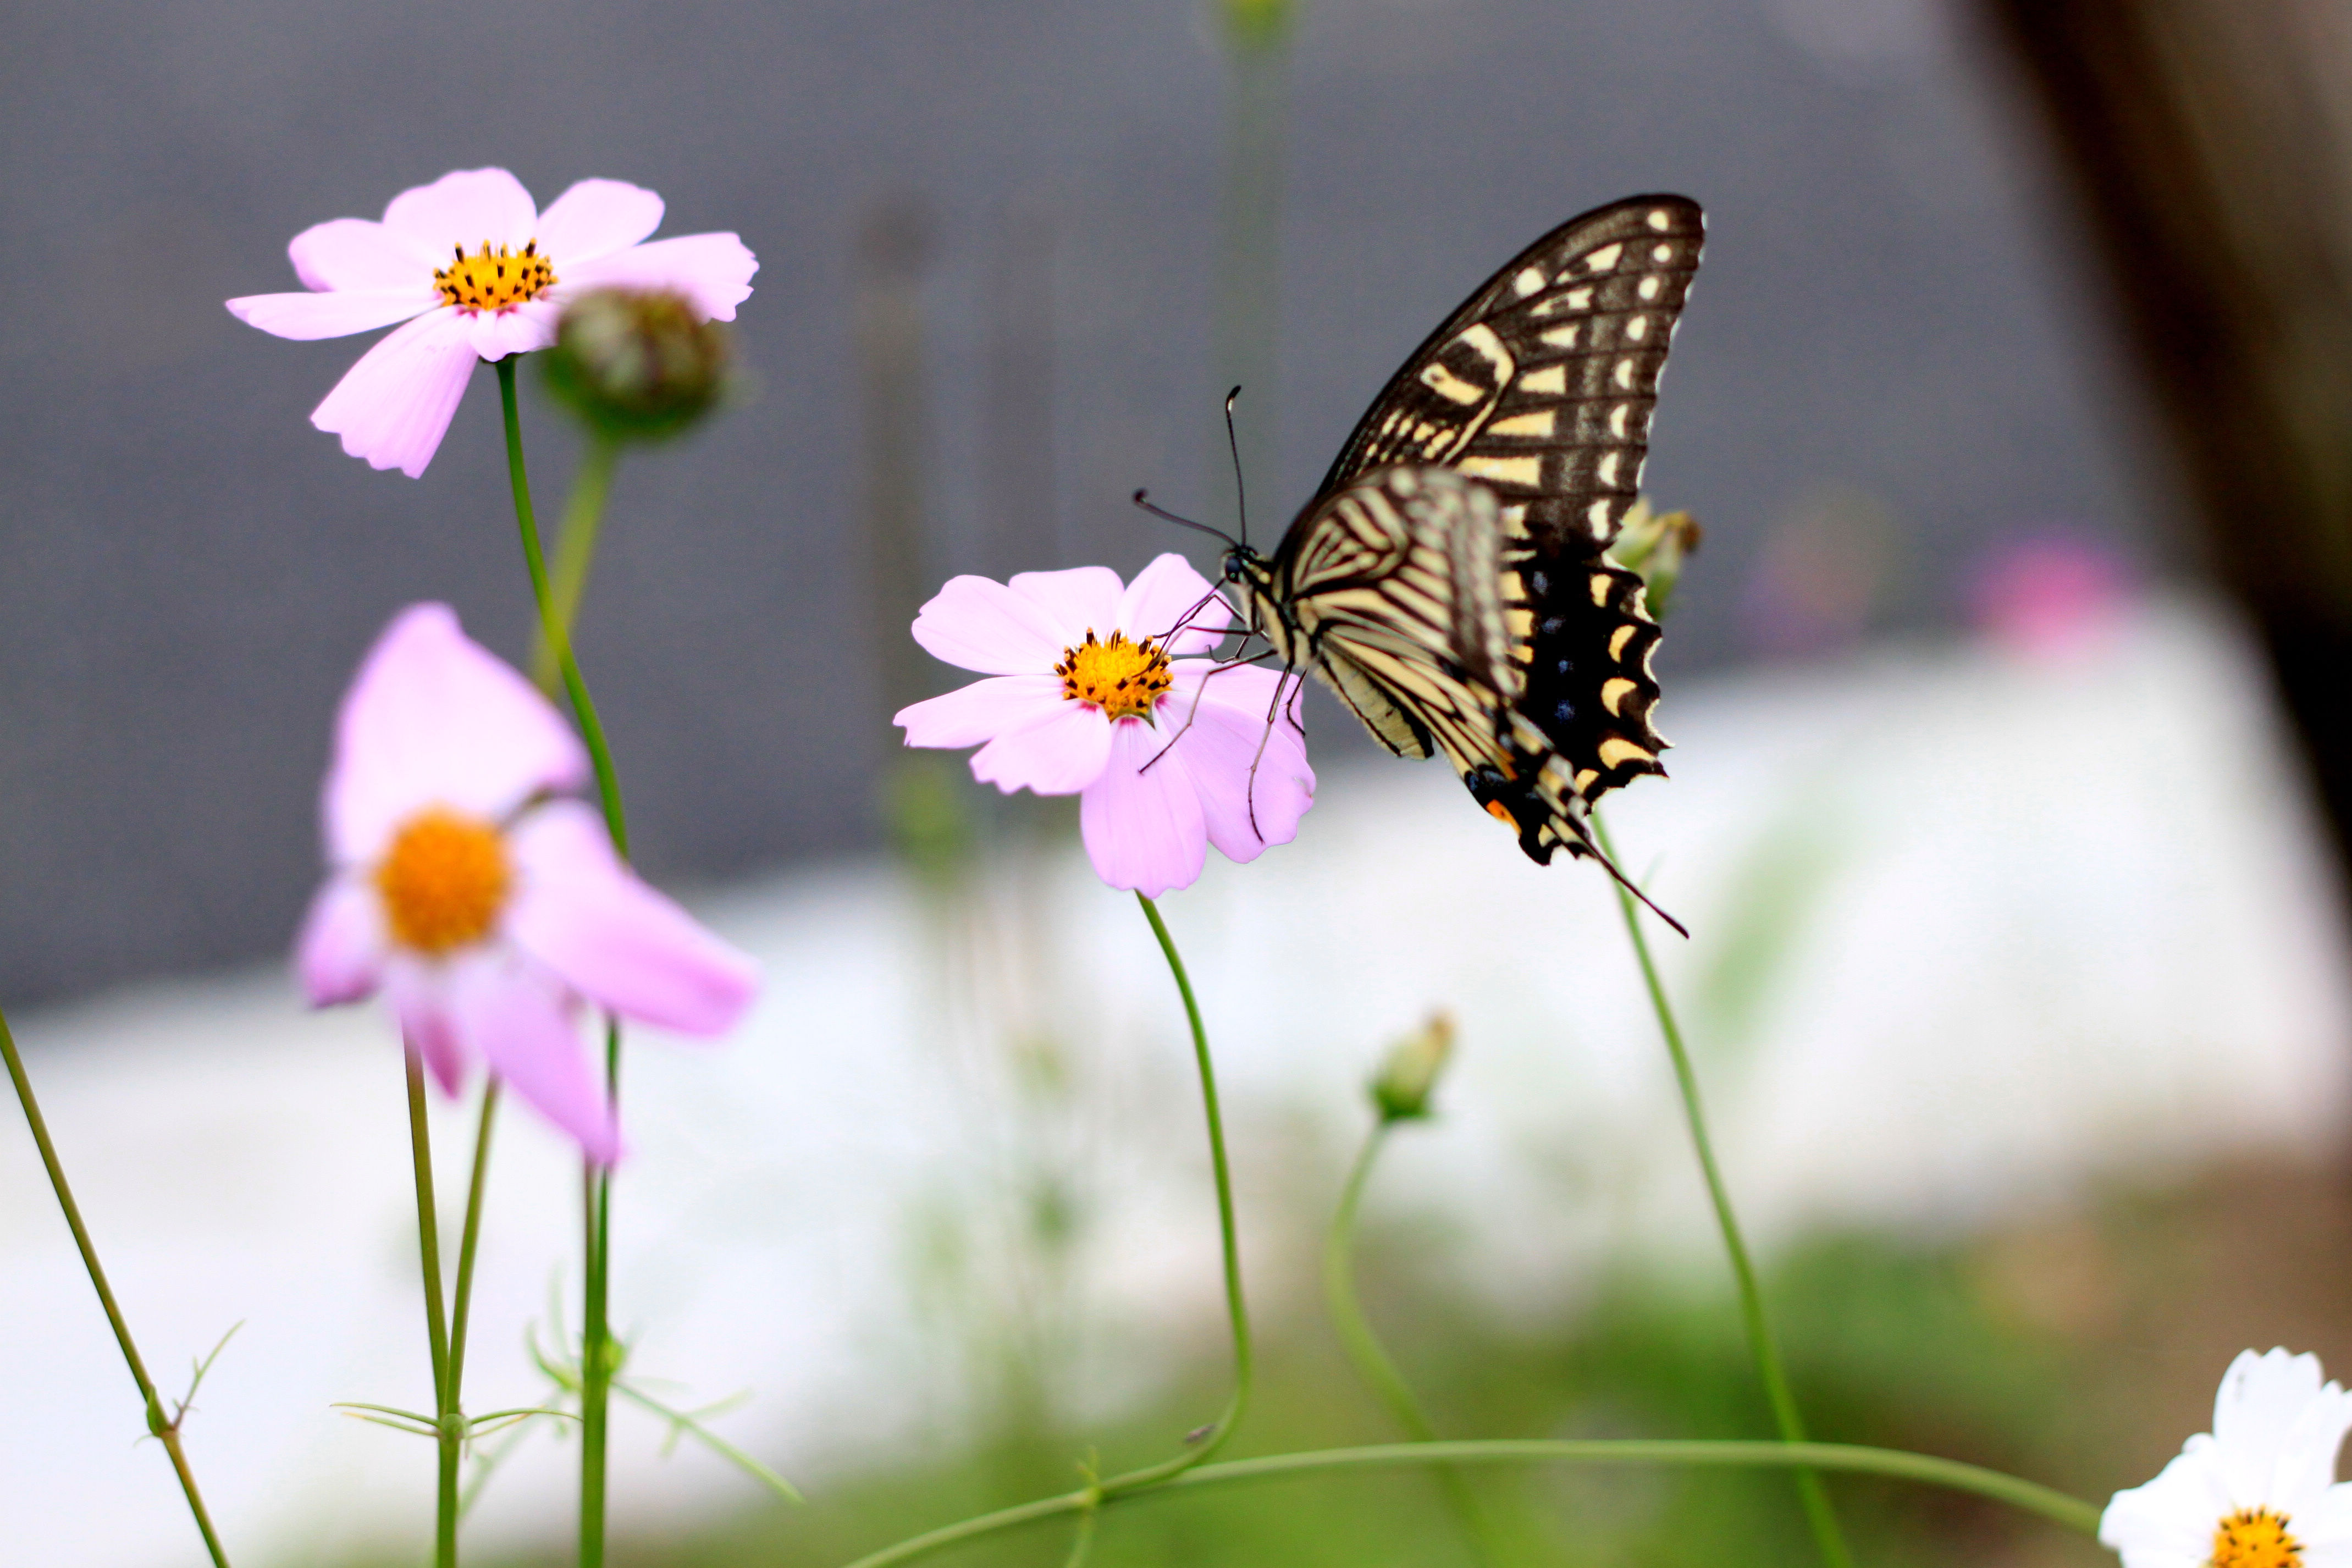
[1221,194,1704,872]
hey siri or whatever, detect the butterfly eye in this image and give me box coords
[1222,550,1247,583]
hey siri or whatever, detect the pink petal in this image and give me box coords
[503,800,759,1036]
[1008,566,1125,645]
[912,575,1075,675]
[325,603,590,865]
[446,952,620,1164]
[1079,719,1209,897]
[1165,666,1315,863]
[534,178,665,264]
[970,703,1114,796]
[289,217,437,291]
[295,874,387,1006]
[1117,553,1232,655]
[384,167,538,252]
[554,232,757,321]
[383,959,471,1097]
[460,298,560,361]
[895,675,1065,749]
[309,308,479,477]
[226,288,435,341]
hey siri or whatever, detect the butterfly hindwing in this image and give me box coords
[1260,467,1523,783]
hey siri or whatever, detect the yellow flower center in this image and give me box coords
[2212,1508,2302,1568]
[1056,629,1172,722]
[432,240,557,314]
[374,808,512,955]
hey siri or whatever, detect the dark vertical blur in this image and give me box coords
[983,201,1059,576]
[858,197,940,721]
[1983,1,2352,865]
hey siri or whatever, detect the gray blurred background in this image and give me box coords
[0,0,2148,1003]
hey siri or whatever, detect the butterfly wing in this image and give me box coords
[1316,195,1704,824]
[1272,466,1524,782]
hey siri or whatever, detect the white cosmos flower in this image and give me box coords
[2102,1349,2352,1568]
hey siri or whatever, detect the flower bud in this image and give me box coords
[1606,496,1704,621]
[540,288,730,442]
[1222,0,1294,51]
[1371,1011,1456,1123]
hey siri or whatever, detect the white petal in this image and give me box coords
[2215,1349,2331,1506]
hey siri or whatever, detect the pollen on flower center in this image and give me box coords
[2212,1508,2303,1568]
[433,239,557,314]
[374,808,512,954]
[1055,628,1173,722]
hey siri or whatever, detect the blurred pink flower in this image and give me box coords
[895,554,1315,898]
[228,168,756,477]
[297,603,758,1162]
[1968,533,2130,656]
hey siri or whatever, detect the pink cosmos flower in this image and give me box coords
[297,603,758,1162]
[227,168,756,478]
[895,554,1315,897]
[1968,532,2130,657]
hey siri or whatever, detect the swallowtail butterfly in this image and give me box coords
[1214,194,1703,905]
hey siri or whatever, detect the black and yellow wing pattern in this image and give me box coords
[1227,194,1704,873]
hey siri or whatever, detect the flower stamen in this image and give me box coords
[433,239,557,314]
[375,807,512,954]
[1056,628,1173,722]
[2212,1508,2303,1568]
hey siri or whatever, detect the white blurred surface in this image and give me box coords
[5,595,2348,1567]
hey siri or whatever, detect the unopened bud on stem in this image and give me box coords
[541,288,730,442]
[1371,1011,1456,1123]
[1608,496,1703,621]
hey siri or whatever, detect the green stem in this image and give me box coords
[495,357,632,1568]
[531,435,620,693]
[838,1438,2102,1568]
[1,1003,234,1568]
[404,1051,457,1568]
[496,358,628,854]
[1117,893,1252,1489]
[1324,1122,1509,1566]
[581,1022,621,1568]
[1591,811,1850,1568]
[446,1082,501,1400]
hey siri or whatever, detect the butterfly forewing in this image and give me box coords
[1320,195,1703,555]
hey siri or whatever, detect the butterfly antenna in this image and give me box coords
[1224,385,1250,550]
[1131,489,1239,548]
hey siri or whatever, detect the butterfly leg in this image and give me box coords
[1239,663,1304,844]
[1139,647,1280,774]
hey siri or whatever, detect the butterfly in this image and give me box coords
[1204,194,1704,913]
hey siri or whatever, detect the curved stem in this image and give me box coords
[1119,893,1252,1489]
[495,357,632,1568]
[838,1437,2102,1568]
[2,1003,234,1567]
[1324,1122,1509,1566]
[404,1050,457,1568]
[1590,810,1849,1568]
[1324,1125,1434,1440]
